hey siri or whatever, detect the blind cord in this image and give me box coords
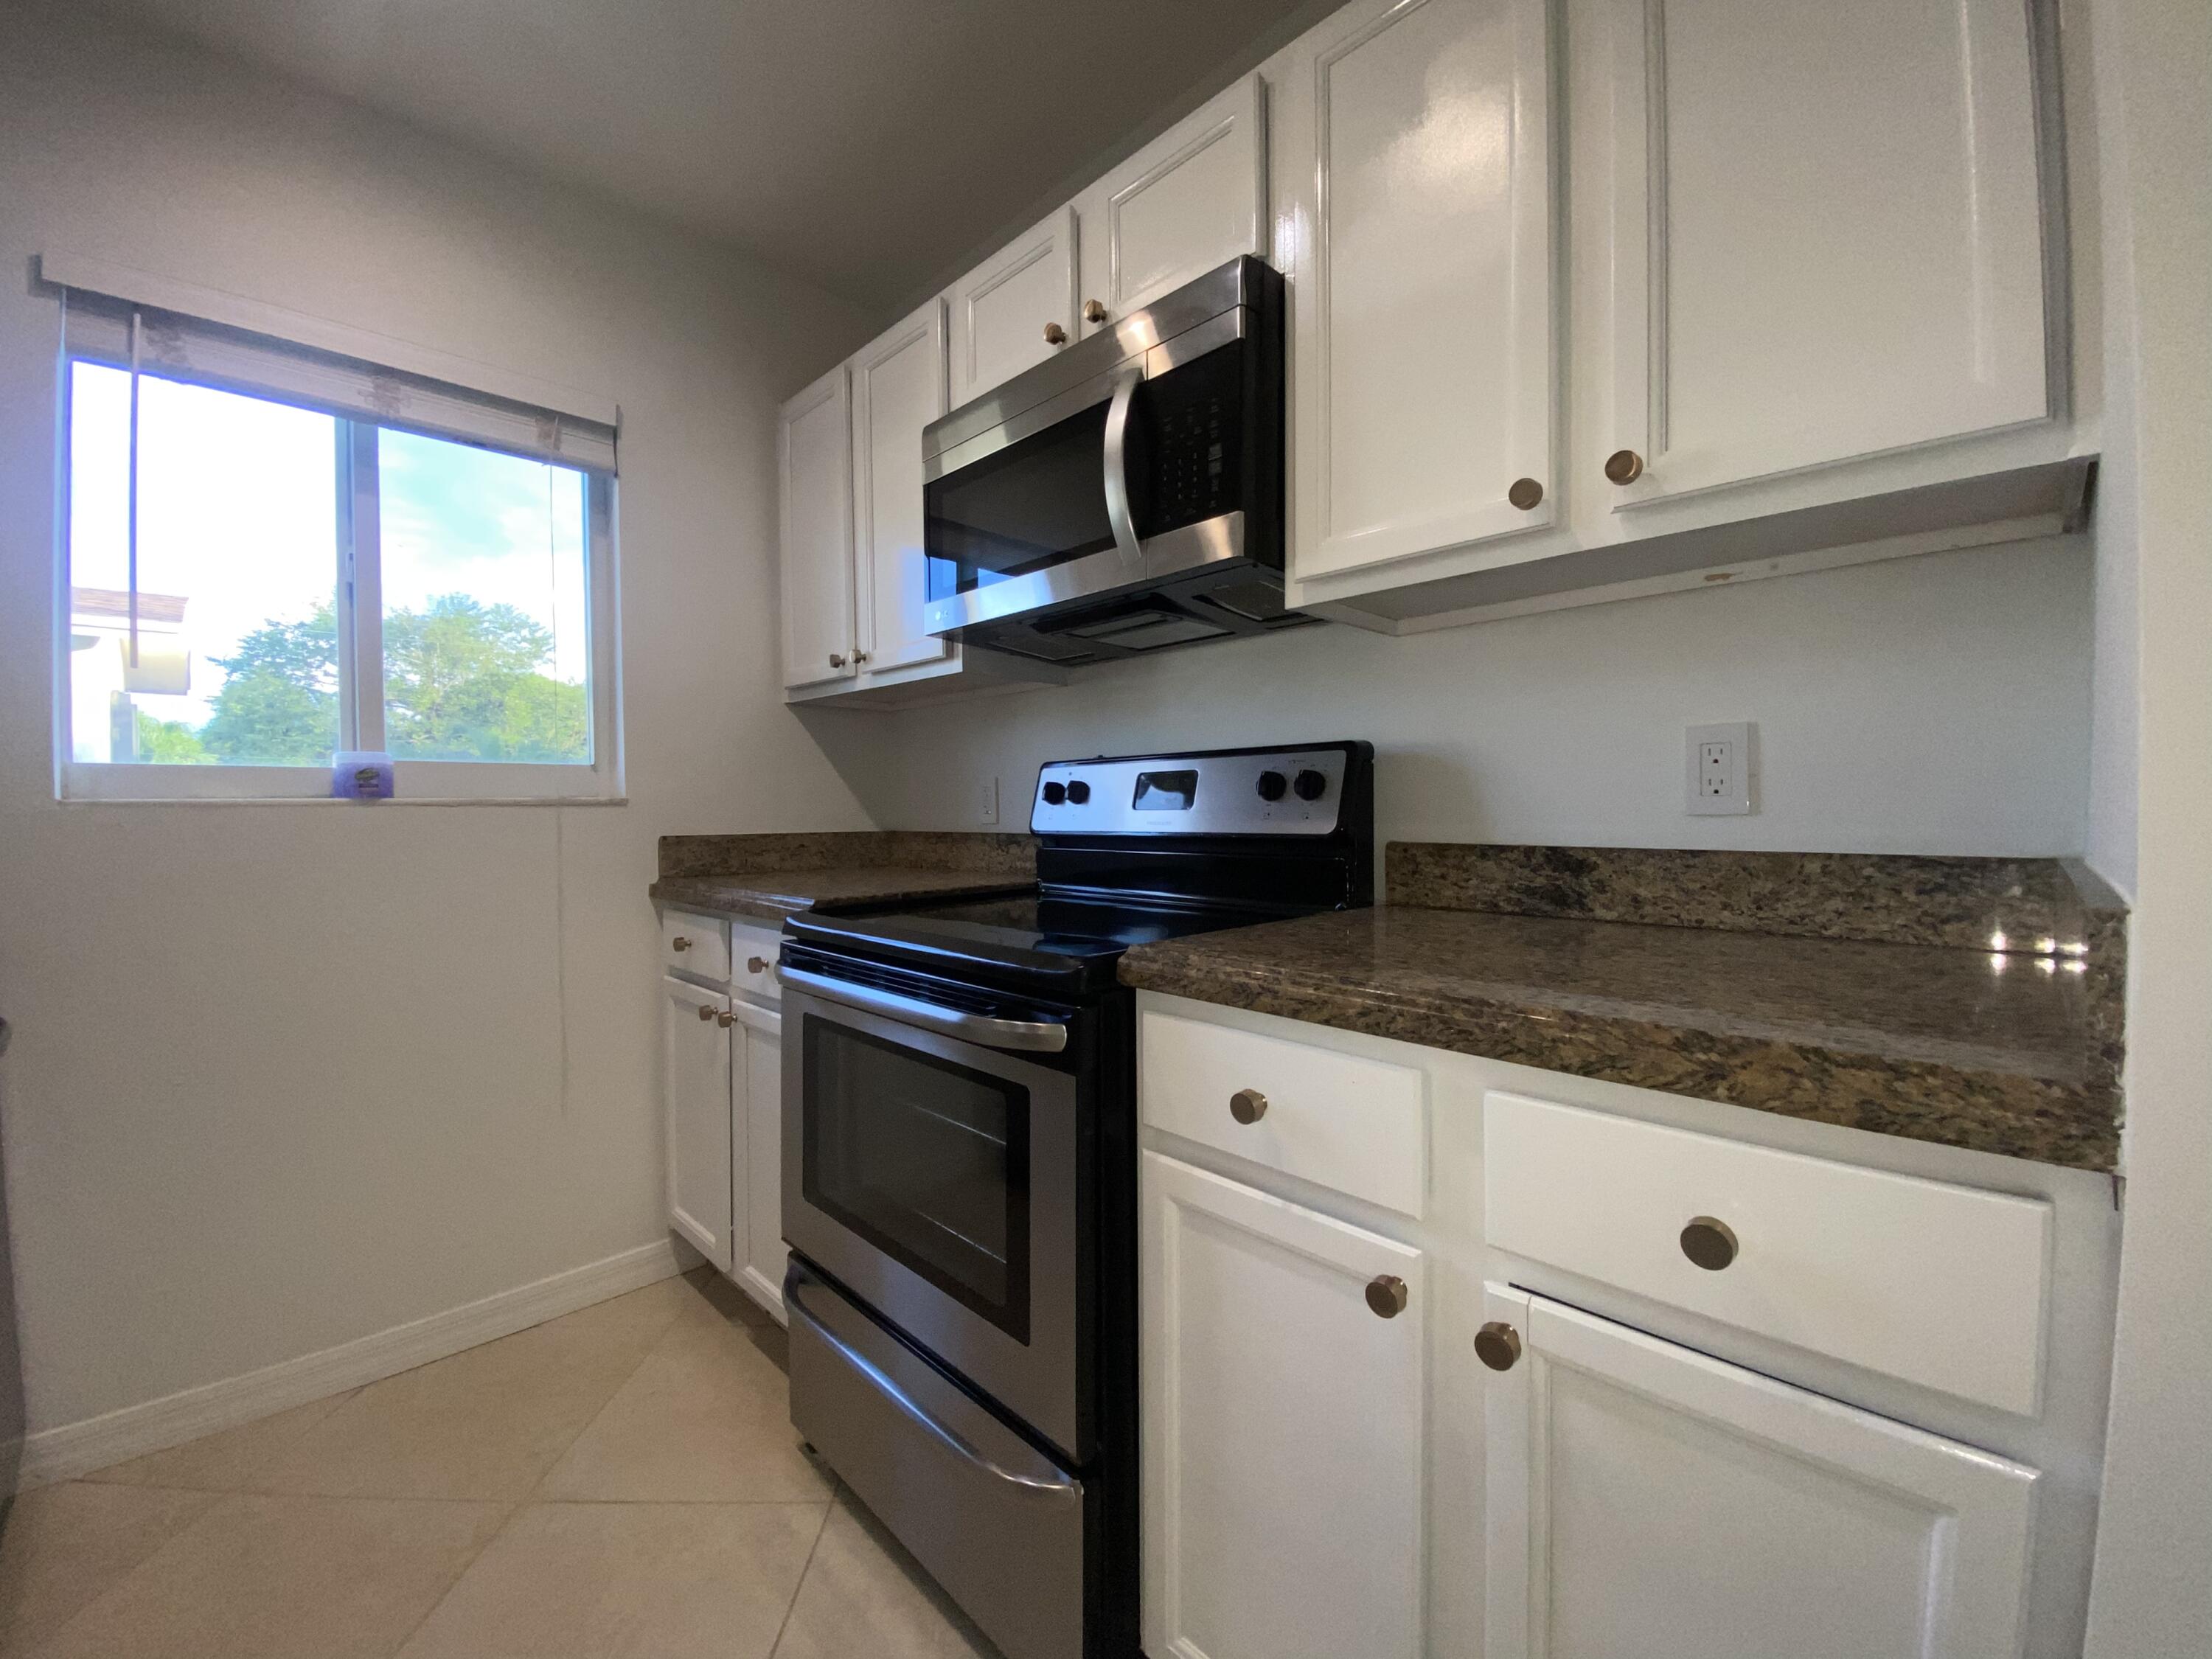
[126,307,142,670]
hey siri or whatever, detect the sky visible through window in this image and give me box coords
[68,361,590,767]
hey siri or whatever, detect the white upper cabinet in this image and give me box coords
[777,364,855,690]
[1279,0,1559,585]
[1601,0,2054,507]
[1483,1284,2040,1659]
[852,299,951,675]
[949,207,1079,406]
[1076,74,1268,334]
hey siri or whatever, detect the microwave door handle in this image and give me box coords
[776,964,1070,1054]
[1102,366,1144,566]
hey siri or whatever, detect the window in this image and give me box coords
[54,275,619,801]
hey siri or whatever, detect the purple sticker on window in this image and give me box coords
[333,751,395,800]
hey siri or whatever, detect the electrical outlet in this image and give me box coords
[1685,723,1753,815]
[977,775,999,826]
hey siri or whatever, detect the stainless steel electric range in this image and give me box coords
[776,742,1375,1659]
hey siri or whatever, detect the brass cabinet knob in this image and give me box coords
[1083,299,1109,324]
[829,653,846,668]
[695,1004,714,1022]
[1680,1215,1739,1270]
[1229,1088,1268,1124]
[1508,477,1544,510]
[1043,321,1068,346]
[747,956,770,974]
[1604,448,1646,484]
[1365,1274,1409,1319]
[671,936,692,951]
[1475,1321,1523,1371]
[715,1010,737,1028]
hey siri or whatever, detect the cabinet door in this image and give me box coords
[1284,0,1557,580]
[949,206,1078,406]
[1077,74,1267,335]
[731,1001,787,1320]
[1141,1152,1424,1659]
[1603,0,2052,505]
[1482,1284,2038,1659]
[662,977,732,1273]
[778,363,856,691]
[852,300,951,675]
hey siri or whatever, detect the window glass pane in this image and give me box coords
[376,429,591,764]
[67,361,338,767]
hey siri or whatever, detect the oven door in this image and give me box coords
[779,964,1085,1461]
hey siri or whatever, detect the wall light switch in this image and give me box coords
[1686,723,1753,815]
[978,775,999,826]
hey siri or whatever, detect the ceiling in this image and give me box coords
[91,0,1315,315]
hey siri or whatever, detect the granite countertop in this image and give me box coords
[650,830,1037,925]
[651,866,1032,925]
[1121,845,2126,1172]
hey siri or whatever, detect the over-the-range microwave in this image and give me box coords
[921,255,1305,666]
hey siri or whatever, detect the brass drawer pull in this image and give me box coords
[1604,448,1645,484]
[1229,1088,1267,1124]
[1508,476,1544,510]
[1475,1321,1522,1371]
[695,1004,714,1022]
[1680,1215,1739,1271]
[1043,321,1068,345]
[671,936,692,951]
[1365,1275,1408,1319]
[1083,299,1109,324]
[715,1011,737,1028]
[747,956,771,974]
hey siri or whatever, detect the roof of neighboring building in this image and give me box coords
[71,588,188,625]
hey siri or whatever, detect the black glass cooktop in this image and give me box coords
[882,891,1264,960]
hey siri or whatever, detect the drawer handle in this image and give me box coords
[1364,1275,1408,1319]
[747,956,771,974]
[695,1004,715,1022]
[1228,1088,1267,1124]
[1475,1321,1522,1372]
[1680,1215,1739,1271]
[671,936,692,951]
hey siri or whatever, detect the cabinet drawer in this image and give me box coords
[729,921,782,1003]
[661,911,729,984]
[1141,1010,1425,1217]
[1483,1093,2052,1416]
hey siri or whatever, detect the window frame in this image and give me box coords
[54,338,623,807]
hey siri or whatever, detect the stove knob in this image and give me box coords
[1293,768,1328,801]
[1065,779,1091,804]
[1042,782,1067,806]
[1255,770,1288,802]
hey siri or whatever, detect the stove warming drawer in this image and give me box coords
[785,1260,1084,1659]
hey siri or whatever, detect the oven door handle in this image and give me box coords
[1102,365,1145,567]
[776,964,1070,1054]
[785,1273,1082,1500]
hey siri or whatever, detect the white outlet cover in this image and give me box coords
[978,775,999,825]
[1685,723,1754,815]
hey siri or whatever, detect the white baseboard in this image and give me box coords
[18,1238,684,1490]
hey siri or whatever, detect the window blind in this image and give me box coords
[56,286,618,474]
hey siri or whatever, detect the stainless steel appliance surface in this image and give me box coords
[920,257,1301,667]
[779,742,1375,1659]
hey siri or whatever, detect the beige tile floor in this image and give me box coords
[0,1270,1003,1658]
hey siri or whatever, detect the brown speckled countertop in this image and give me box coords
[650,830,1035,925]
[1121,845,2126,1172]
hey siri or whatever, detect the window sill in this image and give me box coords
[58,760,625,806]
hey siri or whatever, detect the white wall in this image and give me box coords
[0,2,872,1438]
[810,538,2094,860]
[2079,0,2212,1645]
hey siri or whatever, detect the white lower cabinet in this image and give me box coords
[661,964,785,1321]
[1141,1150,1425,1659]
[1481,1283,2039,1659]
[662,975,734,1274]
[730,999,787,1317]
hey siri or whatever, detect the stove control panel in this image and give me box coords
[1030,745,1361,836]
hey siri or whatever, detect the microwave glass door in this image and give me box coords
[801,1019,1032,1343]
[926,343,1245,608]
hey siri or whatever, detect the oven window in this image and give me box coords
[802,1018,1031,1343]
